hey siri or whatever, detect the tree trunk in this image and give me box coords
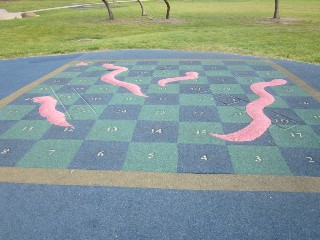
[163,0,170,19]
[137,0,147,16]
[273,0,280,19]
[102,0,114,20]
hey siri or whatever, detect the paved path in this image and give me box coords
[0,1,142,20]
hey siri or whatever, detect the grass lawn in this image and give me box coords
[0,0,319,63]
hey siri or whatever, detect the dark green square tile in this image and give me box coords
[179,94,216,106]
[123,76,153,85]
[246,94,290,109]
[179,65,204,71]
[86,120,136,142]
[204,70,233,77]
[153,70,180,78]
[256,71,286,79]
[86,85,119,94]
[69,77,99,85]
[294,109,320,125]
[67,105,105,120]
[228,145,293,175]
[217,106,250,123]
[178,76,208,85]
[147,84,179,94]
[0,120,51,140]
[178,122,225,145]
[109,93,146,105]
[210,84,245,94]
[17,139,82,168]
[269,125,320,147]
[28,85,62,94]
[124,142,178,172]
[139,105,179,121]
[273,86,310,97]
[0,105,35,120]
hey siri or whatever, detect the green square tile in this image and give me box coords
[85,65,105,71]
[294,109,320,125]
[153,70,181,78]
[54,72,80,78]
[139,105,179,121]
[217,106,251,123]
[58,93,80,105]
[86,120,136,142]
[130,65,156,71]
[69,77,99,85]
[273,85,310,97]
[269,96,290,108]
[226,65,252,71]
[0,105,35,120]
[123,142,178,172]
[147,84,179,94]
[256,71,286,79]
[246,94,290,109]
[123,76,153,85]
[179,65,204,71]
[228,145,293,175]
[0,120,51,140]
[114,61,137,66]
[210,84,245,94]
[85,85,119,94]
[28,85,62,94]
[116,71,129,78]
[179,94,216,106]
[178,122,225,145]
[178,76,208,85]
[109,93,146,105]
[201,61,225,66]
[247,61,270,66]
[235,77,260,85]
[204,70,234,77]
[67,105,105,120]
[269,125,320,147]
[157,60,180,65]
[16,139,82,169]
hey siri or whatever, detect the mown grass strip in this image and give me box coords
[0,0,319,63]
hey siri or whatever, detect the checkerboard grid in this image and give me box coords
[73,62,162,170]
[123,64,180,172]
[226,144,294,175]
[0,105,37,121]
[0,59,320,175]
[123,62,219,172]
[1,64,101,169]
[202,61,318,175]
[205,63,315,132]
[81,60,226,171]
[294,109,320,126]
[122,61,218,172]
[16,139,84,169]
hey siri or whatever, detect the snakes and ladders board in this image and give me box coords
[0,59,319,176]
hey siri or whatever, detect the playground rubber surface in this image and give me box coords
[0,50,319,239]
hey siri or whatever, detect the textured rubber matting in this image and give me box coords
[0,59,319,176]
